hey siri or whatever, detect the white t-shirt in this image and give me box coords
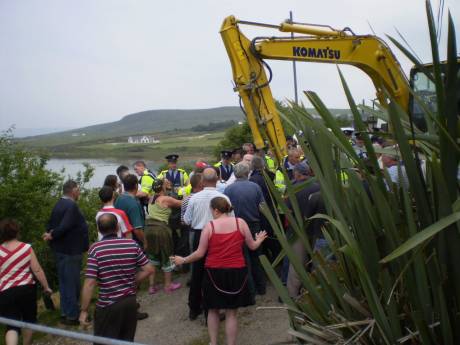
[95,206,133,241]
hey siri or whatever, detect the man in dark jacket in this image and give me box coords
[225,162,266,296]
[44,180,89,325]
[249,156,280,262]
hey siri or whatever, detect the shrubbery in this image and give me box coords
[213,121,253,159]
[0,129,99,288]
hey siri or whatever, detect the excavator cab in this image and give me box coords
[409,60,460,131]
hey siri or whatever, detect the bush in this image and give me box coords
[214,122,253,159]
[0,129,99,288]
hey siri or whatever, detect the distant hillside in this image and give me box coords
[20,106,353,148]
[21,107,244,146]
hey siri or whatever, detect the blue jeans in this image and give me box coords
[55,253,82,320]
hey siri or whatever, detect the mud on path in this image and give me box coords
[36,274,291,345]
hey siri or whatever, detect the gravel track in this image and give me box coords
[35,274,291,345]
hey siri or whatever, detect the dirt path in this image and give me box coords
[36,274,291,345]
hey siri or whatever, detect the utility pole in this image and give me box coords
[290,11,299,104]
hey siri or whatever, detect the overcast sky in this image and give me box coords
[0,0,458,131]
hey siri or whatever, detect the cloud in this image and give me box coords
[0,0,458,129]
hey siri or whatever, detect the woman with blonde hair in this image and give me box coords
[173,196,267,345]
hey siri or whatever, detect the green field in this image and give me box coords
[29,130,225,161]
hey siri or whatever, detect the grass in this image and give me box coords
[27,130,225,161]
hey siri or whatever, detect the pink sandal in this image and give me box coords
[164,282,181,293]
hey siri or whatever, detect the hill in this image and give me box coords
[19,106,353,158]
[21,107,245,147]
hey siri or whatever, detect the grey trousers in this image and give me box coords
[286,240,307,298]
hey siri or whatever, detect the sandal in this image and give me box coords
[164,282,181,293]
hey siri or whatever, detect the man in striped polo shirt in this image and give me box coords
[79,214,154,343]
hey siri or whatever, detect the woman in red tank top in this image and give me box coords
[173,197,267,345]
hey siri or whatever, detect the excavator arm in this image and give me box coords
[220,16,411,161]
[220,16,287,161]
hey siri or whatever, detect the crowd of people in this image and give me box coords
[0,131,408,345]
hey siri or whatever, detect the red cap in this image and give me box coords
[195,161,208,169]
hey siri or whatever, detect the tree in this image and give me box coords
[213,122,253,159]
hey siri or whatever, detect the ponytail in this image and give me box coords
[210,196,233,214]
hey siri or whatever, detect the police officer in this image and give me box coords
[285,135,298,150]
[342,128,355,146]
[264,149,277,174]
[214,150,234,181]
[133,160,156,198]
[354,132,368,159]
[158,154,189,196]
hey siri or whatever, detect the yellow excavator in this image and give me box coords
[220,16,458,161]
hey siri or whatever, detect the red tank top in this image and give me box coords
[205,219,246,269]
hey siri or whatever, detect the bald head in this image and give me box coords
[97,213,118,236]
[243,154,253,165]
[202,167,218,187]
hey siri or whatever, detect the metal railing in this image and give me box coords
[0,317,149,345]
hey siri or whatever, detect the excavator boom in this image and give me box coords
[220,16,287,161]
[220,16,411,161]
[254,36,409,109]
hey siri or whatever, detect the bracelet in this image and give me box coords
[182,257,187,264]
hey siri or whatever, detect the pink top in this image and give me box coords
[204,217,248,269]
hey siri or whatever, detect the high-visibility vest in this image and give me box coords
[177,184,192,197]
[214,161,234,181]
[139,169,157,195]
[340,170,349,186]
[274,170,286,194]
[158,168,189,187]
[265,155,276,173]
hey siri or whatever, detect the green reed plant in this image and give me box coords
[259,1,459,343]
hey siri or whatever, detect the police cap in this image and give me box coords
[165,154,179,162]
[341,127,354,136]
[221,150,233,159]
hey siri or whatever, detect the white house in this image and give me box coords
[127,136,160,144]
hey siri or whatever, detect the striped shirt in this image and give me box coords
[95,206,134,241]
[0,243,34,292]
[183,187,231,230]
[85,236,149,308]
[180,193,195,223]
